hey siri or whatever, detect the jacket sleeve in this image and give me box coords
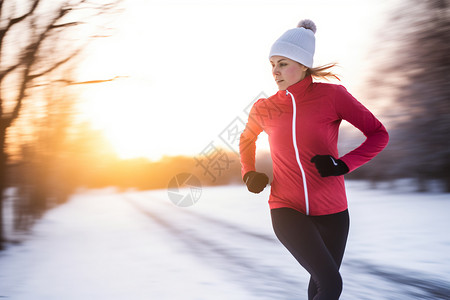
[240,100,264,180]
[334,86,389,172]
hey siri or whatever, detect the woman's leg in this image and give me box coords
[271,208,349,300]
[308,210,350,299]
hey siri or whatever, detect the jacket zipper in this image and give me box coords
[286,90,310,215]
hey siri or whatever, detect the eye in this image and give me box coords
[279,63,287,67]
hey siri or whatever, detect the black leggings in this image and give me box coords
[271,208,349,300]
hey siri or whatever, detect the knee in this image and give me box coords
[331,274,343,298]
[316,272,342,300]
[328,275,343,299]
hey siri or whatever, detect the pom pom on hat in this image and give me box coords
[269,19,317,68]
[297,19,316,34]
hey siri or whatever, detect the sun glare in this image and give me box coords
[78,78,162,161]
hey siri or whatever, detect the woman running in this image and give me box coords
[239,19,389,299]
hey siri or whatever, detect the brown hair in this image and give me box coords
[306,63,340,81]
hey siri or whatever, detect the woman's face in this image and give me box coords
[270,56,308,91]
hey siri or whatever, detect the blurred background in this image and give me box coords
[0,0,450,299]
[0,0,448,295]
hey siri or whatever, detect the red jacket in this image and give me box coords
[240,76,389,216]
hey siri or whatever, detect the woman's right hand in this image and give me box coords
[243,171,269,194]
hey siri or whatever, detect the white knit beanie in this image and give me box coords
[269,19,317,68]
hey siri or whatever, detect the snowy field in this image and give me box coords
[0,181,449,299]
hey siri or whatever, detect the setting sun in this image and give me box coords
[77,78,162,160]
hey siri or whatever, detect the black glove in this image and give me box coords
[311,155,349,177]
[243,171,269,194]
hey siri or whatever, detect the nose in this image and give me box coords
[272,65,280,76]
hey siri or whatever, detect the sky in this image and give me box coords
[76,0,395,161]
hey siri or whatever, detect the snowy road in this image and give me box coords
[0,183,449,299]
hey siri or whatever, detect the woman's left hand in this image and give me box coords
[311,155,349,177]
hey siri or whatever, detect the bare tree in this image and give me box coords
[0,0,121,249]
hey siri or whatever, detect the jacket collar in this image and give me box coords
[277,75,313,97]
[287,75,313,94]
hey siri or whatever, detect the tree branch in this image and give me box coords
[24,0,118,82]
[4,4,71,128]
[0,0,41,60]
[30,76,128,88]
[21,5,77,73]
[27,48,83,81]
[66,76,128,85]
[4,0,122,128]
[5,0,40,31]
[0,63,20,82]
[51,21,82,29]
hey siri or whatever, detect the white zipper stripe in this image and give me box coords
[286,90,309,215]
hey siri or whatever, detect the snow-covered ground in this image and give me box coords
[0,181,449,299]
